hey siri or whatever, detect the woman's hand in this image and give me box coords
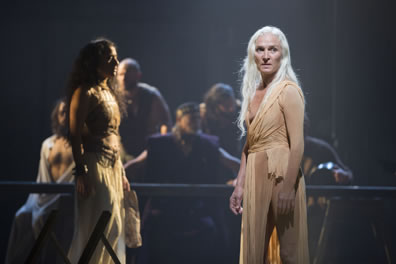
[76,174,93,198]
[230,186,244,215]
[278,182,296,215]
[123,174,131,192]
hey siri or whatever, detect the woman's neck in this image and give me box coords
[259,73,276,90]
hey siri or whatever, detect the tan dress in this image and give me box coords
[240,80,309,264]
[68,86,125,264]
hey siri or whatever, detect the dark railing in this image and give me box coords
[2,181,395,264]
[1,181,396,198]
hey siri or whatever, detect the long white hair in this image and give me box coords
[237,26,300,136]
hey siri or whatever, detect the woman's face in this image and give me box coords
[254,33,282,78]
[97,46,119,79]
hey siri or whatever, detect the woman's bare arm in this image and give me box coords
[69,87,90,166]
[230,141,248,215]
[69,87,91,196]
[278,85,305,214]
[235,142,248,189]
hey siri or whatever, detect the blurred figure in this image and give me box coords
[200,83,241,157]
[302,135,353,263]
[303,135,353,185]
[6,99,74,264]
[125,102,240,264]
[117,58,171,263]
[117,58,172,162]
[200,83,242,262]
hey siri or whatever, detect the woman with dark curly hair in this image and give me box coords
[66,38,129,264]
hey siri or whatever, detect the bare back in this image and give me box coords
[48,137,73,182]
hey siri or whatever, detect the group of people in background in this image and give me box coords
[6,26,353,264]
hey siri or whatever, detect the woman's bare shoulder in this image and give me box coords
[282,83,304,100]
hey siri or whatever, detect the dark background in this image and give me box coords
[1,0,395,262]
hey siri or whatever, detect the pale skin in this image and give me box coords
[230,33,304,216]
[48,136,73,182]
[69,46,130,198]
[48,102,73,182]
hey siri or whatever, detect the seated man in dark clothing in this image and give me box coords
[125,102,240,264]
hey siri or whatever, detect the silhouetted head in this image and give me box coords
[204,83,236,123]
[117,58,142,92]
[175,102,201,134]
[51,98,68,138]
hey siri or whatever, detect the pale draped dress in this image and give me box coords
[240,80,309,264]
[68,86,126,264]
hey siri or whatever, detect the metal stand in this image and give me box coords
[25,210,71,264]
[78,211,121,264]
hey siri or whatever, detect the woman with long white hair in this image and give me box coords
[230,26,309,263]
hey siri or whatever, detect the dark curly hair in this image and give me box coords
[65,38,126,129]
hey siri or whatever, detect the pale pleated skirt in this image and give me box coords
[68,152,125,264]
[240,151,309,264]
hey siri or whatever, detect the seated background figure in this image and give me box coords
[303,135,353,185]
[200,83,242,262]
[5,99,74,264]
[303,135,353,263]
[200,83,241,157]
[125,102,239,264]
[117,58,172,163]
[117,58,173,263]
